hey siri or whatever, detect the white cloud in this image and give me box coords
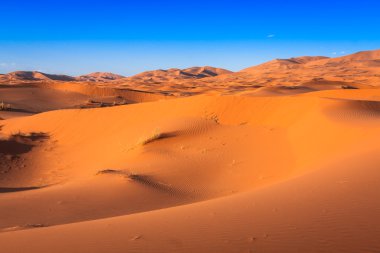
[332,52,337,55]
[340,51,346,54]
[267,34,275,38]
[0,62,17,68]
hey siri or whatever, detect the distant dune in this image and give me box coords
[0,66,231,84]
[0,71,76,82]
[106,49,380,96]
[127,66,233,81]
[77,72,125,82]
[241,56,330,72]
[1,50,380,93]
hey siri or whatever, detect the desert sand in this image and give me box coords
[1,49,380,252]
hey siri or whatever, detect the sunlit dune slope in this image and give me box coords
[1,88,380,252]
[0,82,170,119]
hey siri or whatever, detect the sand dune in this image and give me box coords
[77,72,125,82]
[2,147,380,253]
[0,71,126,83]
[0,66,231,84]
[241,56,330,72]
[1,87,380,251]
[2,49,380,252]
[128,66,232,81]
[0,71,76,82]
[1,49,380,97]
[98,49,380,96]
[0,82,170,120]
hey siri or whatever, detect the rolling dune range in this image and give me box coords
[1,49,380,252]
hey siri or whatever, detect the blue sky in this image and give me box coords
[0,0,379,76]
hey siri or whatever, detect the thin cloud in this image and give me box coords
[0,62,16,68]
[267,34,275,38]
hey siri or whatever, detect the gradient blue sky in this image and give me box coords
[0,0,379,76]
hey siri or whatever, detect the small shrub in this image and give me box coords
[0,101,11,111]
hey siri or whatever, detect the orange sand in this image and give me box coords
[1,49,380,252]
